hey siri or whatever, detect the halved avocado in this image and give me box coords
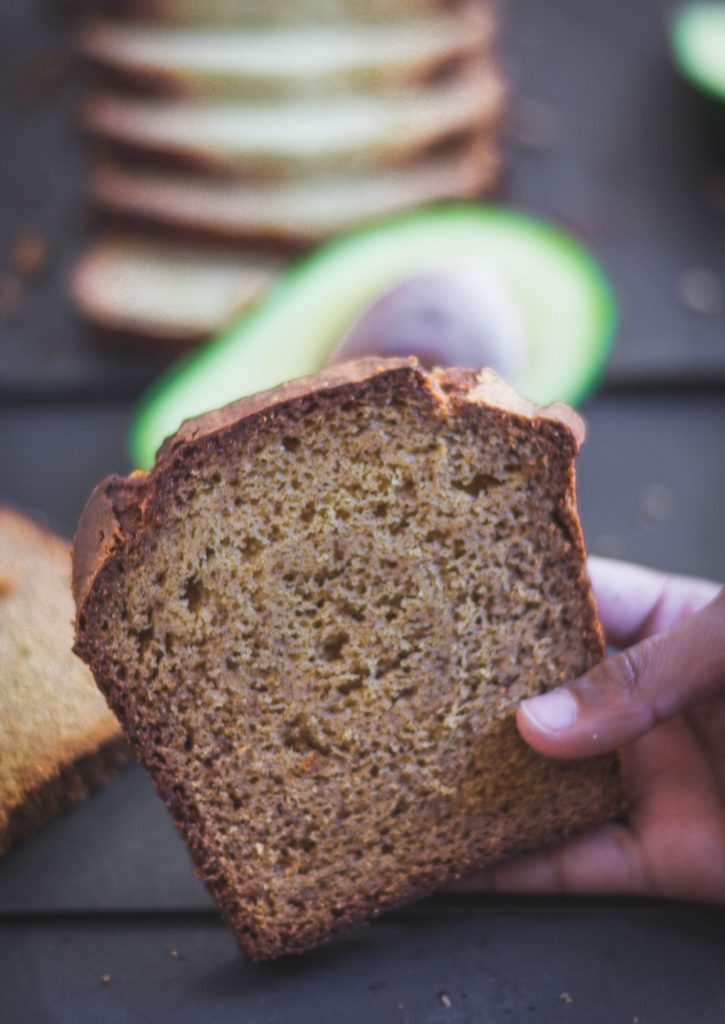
[672,3,725,103]
[132,204,616,468]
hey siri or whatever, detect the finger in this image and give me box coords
[587,556,722,647]
[447,823,648,896]
[517,589,725,758]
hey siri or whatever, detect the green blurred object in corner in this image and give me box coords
[672,3,725,103]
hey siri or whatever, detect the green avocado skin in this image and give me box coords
[131,204,617,470]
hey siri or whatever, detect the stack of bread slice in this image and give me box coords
[72,0,506,343]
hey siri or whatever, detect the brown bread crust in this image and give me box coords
[74,358,624,959]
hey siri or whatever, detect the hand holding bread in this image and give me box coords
[452,559,725,904]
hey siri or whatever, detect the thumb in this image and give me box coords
[517,589,725,759]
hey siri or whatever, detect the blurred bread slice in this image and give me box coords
[82,0,463,27]
[0,508,127,856]
[84,62,505,175]
[72,236,281,341]
[79,8,494,98]
[91,142,501,245]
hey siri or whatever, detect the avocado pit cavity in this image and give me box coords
[332,264,526,382]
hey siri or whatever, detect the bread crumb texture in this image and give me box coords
[0,509,126,856]
[74,359,623,959]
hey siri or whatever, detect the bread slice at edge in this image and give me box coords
[0,736,129,858]
[0,508,128,857]
[73,359,625,958]
[71,235,282,341]
[75,0,469,27]
[78,6,495,98]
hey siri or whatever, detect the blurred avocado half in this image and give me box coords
[131,204,617,469]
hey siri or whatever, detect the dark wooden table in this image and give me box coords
[1,0,724,1021]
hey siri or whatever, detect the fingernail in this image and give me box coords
[520,688,578,733]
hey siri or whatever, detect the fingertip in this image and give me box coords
[516,688,594,759]
[519,687,578,732]
[515,702,569,757]
[517,689,634,760]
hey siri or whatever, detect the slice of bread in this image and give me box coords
[72,236,281,341]
[73,358,624,959]
[90,142,501,245]
[83,63,505,175]
[0,508,127,857]
[79,7,494,98]
[82,0,464,28]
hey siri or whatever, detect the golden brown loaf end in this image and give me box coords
[73,358,624,959]
[0,509,127,857]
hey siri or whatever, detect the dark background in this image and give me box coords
[1,0,724,1020]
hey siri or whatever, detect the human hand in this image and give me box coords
[453,557,725,902]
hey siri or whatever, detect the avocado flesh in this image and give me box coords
[672,4,725,101]
[132,205,616,468]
